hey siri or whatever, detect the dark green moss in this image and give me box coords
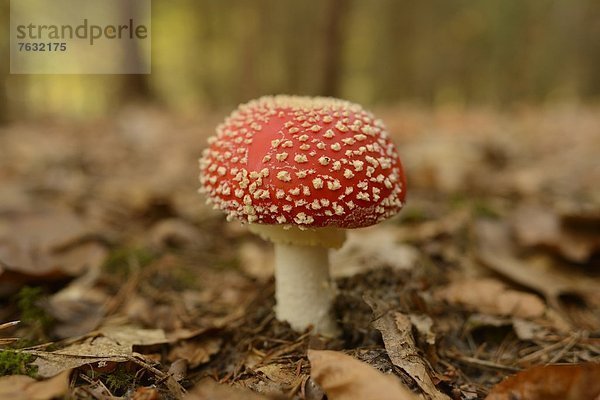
[0,350,37,377]
[102,247,156,276]
[103,364,136,394]
[16,286,54,339]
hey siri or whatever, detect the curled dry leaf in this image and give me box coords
[435,278,546,319]
[148,218,205,250]
[31,326,167,377]
[308,349,419,400]
[331,226,418,278]
[366,297,451,400]
[401,136,482,193]
[409,314,436,346]
[184,377,274,400]
[238,241,274,281]
[485,363,600,400]
[167,337,222,368]
[167,359,188,382]
[512,205,600,263]
[235,360,301,397]
[132,387,161,400]
[0,370,70,400]
[397,209,470,243]
[0,209,107,294]
[475,219,600,318]
[46,267,108,338]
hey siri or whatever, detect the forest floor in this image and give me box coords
[0,104,598,399]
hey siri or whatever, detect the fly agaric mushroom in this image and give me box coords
[199,96,406,336]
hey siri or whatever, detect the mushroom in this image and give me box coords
[199,95,406,336]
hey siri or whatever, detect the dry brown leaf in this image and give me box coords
[31,336,130,378]
[366,297,451,400]
[511,319,553,341]
[31,326,167,377]
[0,209,107,292]
[0,210,90,254]
[475,220,600,312]
[436,278,546,319]
[184,378,274,400]
[132,386,161,400]
[0,370,70,400]
[308,349,419,400]
[409,314,436,345]
[237,361,300,397]
[398,209,470,243]
[238,241,274,281]
[331,226,418,277]
[46,268,108,338]
[99,325,168,348]
[148,218,205,249]
[512,205,600,263]
[167,359,188,382]
[485,363,600,400]
[167,337,222,368]
[254,363,298,387]
[402,136,482,193]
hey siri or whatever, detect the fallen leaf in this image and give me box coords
[132,386,161,400]
[167,359,188,382]
[0,210,90,255]
[0,209,107,293]
[73,379,113,398]
[31,337,130,378]
[435,278,546,319]
[512,205,600,263]
[168,337,222,368]
[46,268,108,338]
[239,361,301,397]
[397,209,470,243]
[476,219,600,298]
[511,319,553,341]
[238,241,274,281]
[401,136,482,193]
[308,349,419,400]
[485,363,600,400]
[148,218,205,249]
[409,314,436,346]
[99,325,168,348]
[254,363,297,387]
[30,326,167,377]
[331,226,418,277]
[184,378,274,399]
[366,297,451,400]
[475,219,600,323]
[0,370,70,400]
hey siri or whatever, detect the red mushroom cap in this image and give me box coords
[199,96,406,229]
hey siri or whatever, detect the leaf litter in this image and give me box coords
[0,105,599,399]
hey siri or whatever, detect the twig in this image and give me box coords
[548,332,581,364]
[449,354,521,372]
[520,335,576,364]
[0,320,20,330]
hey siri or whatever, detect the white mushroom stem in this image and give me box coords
[274,242,339,336]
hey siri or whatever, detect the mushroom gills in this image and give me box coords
[247,224,346,249]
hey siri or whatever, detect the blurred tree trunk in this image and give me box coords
[321,0,348,97]
[580,0,600,97]
[238,2,260,101]
[119,0,154,103]
[120,73,153,103]
[0,0,9,123]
